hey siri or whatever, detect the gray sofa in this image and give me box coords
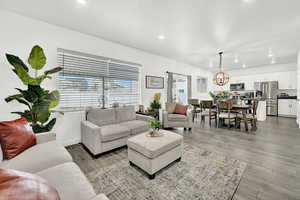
[163,103,193,129]
[0,132,108,200]
[81,106,153,156]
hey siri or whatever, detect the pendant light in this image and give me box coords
[213,52,229,86]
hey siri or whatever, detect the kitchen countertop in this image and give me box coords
[277,96,297,99]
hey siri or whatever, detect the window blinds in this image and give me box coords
[57,49,140,110]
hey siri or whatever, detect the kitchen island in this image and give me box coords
[257,100,266,121]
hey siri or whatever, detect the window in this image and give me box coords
[197,77,207,93]
[58,49,140,110]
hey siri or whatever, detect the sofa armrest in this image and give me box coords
[81,121,101,155]
[36,132,56,144]
[162,110,169,125]
[89,194,109,200]
[136,114,154,122]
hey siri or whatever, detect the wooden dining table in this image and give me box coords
[213,104,253,131]
[190,103,253,131]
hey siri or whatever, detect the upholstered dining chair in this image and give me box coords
[217,100,237,129]
[236,99,258,131]
[199,100,217,127]
[188,99,200,121]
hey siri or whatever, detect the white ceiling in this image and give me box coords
[1,0,300,71]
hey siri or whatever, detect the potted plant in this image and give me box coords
[149,93,161,119]
[4,45,63,133]
[149,119,161,136]
[209,91,232,101]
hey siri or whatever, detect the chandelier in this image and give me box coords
[213,52,229,86]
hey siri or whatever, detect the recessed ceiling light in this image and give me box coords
[77,0,87,5]
[234,55,239,63]
[242,0,256,3]
[242,64,246,68]
[271,57,276,64]
[268,48,273,58]
[157,35,165,40]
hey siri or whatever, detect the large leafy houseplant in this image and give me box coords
[4,45,63,133]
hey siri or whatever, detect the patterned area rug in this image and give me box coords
[68,144,246,200]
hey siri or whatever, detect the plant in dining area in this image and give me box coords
[209,91,232,101]
[4,45,63,133]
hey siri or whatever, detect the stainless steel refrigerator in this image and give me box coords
[254,81,278,116]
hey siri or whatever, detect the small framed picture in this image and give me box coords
[145,76,164,89]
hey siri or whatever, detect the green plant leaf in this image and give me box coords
[5,94,24,103]
[47,90,60,109]
[14,98,31,108]
[12,110,33,122]
[15,88,38,103]
[4,94,30,108]
[32,101,51,123]
[31,118,56,133]
[28,45,46,70]
[45,118,56,131]
[13,65,50,85]
[28,85,46,98]
[44,67,62,75]
[6,54,29,72]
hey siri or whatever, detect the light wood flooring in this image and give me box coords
[68,116,300,200]
[182,116,300,200]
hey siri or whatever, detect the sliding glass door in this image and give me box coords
[172,74,188,105]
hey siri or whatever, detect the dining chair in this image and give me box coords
[236,99,258,131]
[217,100,237,129]
[188,99,201,121]
[200,100,217,127]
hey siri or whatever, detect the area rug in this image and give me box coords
[69,144,247,200]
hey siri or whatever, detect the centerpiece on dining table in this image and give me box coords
[209,91,232,102]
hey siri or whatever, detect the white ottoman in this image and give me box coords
[127,130,183,179]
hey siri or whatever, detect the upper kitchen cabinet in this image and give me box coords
[278,71,297,89]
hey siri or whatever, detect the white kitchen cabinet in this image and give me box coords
[278,99,297,117]
[278,99,290,116]
[290,99,297,116]
[278,72,297,89]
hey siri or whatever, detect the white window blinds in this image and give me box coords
[57,49,140,110]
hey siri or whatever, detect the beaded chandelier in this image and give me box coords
[213,52,229,86]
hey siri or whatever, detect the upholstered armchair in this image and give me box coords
[162,103,193,130]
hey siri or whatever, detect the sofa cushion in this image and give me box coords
[120,120,150,135]
[174,104,188,115]
[87,108,116,126]
[127,131,183,159]
[0,117,36,160]
[0,168,60,200]
[0,141,72,173]
[115,106,136,122]
[168,114,188,122]
[166,103,176,114]
[36,162,95,200]
[100,124,130,142]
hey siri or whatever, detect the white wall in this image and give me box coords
[297,50,300,126]
[0,10,212,146]
[211,63,297,91]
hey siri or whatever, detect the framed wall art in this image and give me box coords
[145,76,164,89]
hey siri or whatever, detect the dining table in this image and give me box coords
[190,102,254,131]
[213,103,253,131]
